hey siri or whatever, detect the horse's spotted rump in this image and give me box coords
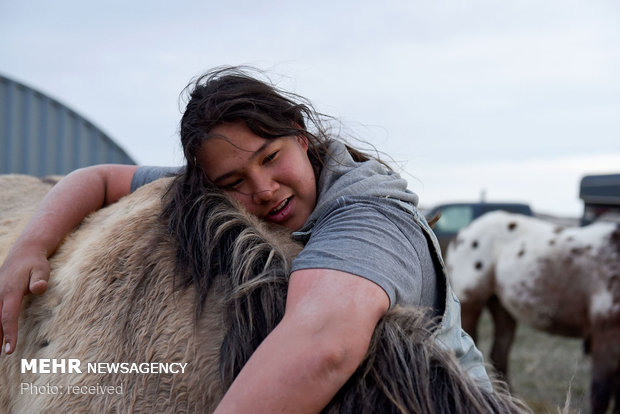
[445,210,620,414]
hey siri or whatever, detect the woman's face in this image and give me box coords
[197,122,317,231]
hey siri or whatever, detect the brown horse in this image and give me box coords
[446,210,620,414]
[0,174,529,413]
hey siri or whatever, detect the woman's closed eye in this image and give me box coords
[263,151,279,164]
[221,178,243,190]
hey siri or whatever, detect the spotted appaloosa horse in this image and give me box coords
[445,210,620,414]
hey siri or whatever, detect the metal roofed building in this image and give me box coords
[1,74,136,176]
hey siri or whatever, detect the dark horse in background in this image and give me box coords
[446,210,620,414]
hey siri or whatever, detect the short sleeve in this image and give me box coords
[130,166,182,192]
[291,197,438,310]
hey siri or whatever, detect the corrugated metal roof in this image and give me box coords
[1,74,136,176]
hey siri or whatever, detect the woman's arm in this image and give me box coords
[0,164,138,354]
[213,268,389,413]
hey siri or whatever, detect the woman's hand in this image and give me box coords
[0,242,51,354]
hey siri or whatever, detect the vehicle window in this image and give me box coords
[435,206,474,232]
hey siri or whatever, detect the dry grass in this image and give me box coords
[475,310,591,414]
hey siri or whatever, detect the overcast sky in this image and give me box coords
[2,0,619,217]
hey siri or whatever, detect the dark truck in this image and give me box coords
[425,202,534,256]
[579,173,620,225]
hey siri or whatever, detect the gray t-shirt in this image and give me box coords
[130,166,181,192]
[290,141,437,311]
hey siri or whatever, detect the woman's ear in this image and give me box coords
[292,122,309,151]
[296,134,309,152]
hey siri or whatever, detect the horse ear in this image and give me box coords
[427,211,441,228]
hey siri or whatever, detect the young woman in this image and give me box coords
[0,66,490,412]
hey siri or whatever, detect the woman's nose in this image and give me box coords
[252,188,275,204]
[251,178,279,204]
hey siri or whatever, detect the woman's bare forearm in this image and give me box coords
[213,268,389,413]
[12,165,138,256]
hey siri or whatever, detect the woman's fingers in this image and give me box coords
[1,293,23,355]
[0,260,49,355]
[29,266,50,295]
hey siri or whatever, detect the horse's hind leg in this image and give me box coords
[613,372,620,414]
[605,352,620,414]
[487,295,516,381]
[590,357,613,414]
[589,328,620,414]
[460,298,485,344]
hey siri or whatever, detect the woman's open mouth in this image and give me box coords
[267,196,293,223]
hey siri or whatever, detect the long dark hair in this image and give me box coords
[162,66,385,313]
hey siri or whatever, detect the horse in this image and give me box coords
[445,210,620,414]
[0,174,529,413]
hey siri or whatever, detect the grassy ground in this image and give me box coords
[475,310,591,414]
